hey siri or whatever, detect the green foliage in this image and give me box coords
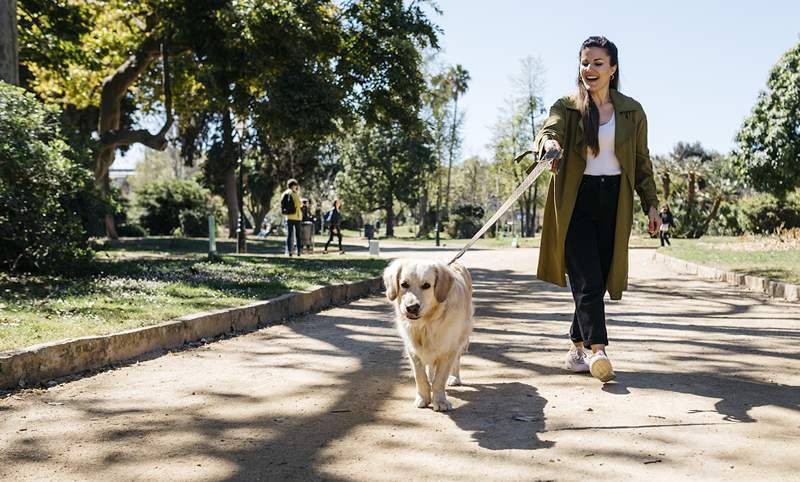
[335,120,435,235]
[135,179,223,236]
[0,83,93,272]
[446,205,485,239]
[736,192,800,234]
[735,41,800,197]
[652,142,742,238]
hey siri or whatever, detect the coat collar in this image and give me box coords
[564,90,638,167]
[562,89,640,113]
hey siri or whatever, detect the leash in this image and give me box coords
[447,148,562,265]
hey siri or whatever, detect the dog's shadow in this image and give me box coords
[448,382,554,450]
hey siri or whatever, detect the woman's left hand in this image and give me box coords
[648,206,662,235]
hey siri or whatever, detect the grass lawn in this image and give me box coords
[0,237,386,352]
[660,236,800,285]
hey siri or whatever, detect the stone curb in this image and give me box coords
[0,276,384,390]
[652,252,799,302]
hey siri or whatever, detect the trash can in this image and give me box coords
[300,221,314,252]
[364,223,374,240]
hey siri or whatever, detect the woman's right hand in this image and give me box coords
[544,139,562,173]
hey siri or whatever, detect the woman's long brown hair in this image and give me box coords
[577,36,620,156]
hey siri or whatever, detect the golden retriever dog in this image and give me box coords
[383,259,474,411]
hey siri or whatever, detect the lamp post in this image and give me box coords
[235,117,247,254]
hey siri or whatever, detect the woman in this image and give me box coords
[659,205,674,247]
[323,199,345,254]
[533,36,661,382]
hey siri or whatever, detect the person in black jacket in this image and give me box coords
[659,205,674,247]
[324,199,345,254]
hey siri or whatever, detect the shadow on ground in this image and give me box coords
[2,260,799,480]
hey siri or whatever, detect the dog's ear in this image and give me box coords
[434,263,453,303]
[383,260,402,301]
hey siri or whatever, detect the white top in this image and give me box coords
[584,112,622,176]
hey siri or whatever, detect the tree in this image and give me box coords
[335,120,435,237]
[19,0,228,238]
[513,55,546,235]
[442,64,470,218]
[0,0,19,84]
[653,141,742,238]
[488,97,548,238]
[736,40,800,198]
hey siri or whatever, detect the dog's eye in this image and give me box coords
[421,283,431,290]
[400,281,409,289]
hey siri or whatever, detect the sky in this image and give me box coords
[114,0,800,169]
[426,0,800,160]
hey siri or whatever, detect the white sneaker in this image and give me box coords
[564,348,590,372]
[589,351,615,382]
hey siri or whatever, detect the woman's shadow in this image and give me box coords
[447,382,554,450]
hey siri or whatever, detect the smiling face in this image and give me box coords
[579,46,617,94]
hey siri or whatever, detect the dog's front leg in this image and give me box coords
[430,354,458,412]
[408,352,431,408]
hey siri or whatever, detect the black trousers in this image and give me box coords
[659,229,671,246]
[565,175,620,349]
[325,224,342,251]
[286,220,302,255]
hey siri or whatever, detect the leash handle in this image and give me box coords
[448,149,561,265]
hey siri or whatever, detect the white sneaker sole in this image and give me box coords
[563,362,590,373]
[590,358,615,382]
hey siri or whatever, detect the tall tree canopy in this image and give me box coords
[736,41,800,198]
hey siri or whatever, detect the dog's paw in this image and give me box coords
[447,375,462,387]
[414,394,431,408]
[431,397,453,412]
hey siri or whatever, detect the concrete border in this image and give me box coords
[653,252,799,302]
[0,276,384,390]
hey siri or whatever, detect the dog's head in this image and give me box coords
[383,259,453,320]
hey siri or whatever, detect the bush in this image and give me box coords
[447,204,485,239]
[0,83,93,272]
[737,192,800,234]
[135,179,222,236]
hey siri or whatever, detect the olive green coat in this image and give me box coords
[532,89,659,300]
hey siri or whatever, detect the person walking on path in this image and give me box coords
[533,36,661,382]
[281,179,303,257]
[323,199,345,254]
[659,205,674,247]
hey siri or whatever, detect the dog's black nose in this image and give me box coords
[406,303,420,315]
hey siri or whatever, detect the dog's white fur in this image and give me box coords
[383,259,474,411]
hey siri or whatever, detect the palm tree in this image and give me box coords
[443,64,470,218]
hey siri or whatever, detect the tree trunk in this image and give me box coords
[0,0,18,85]
[687,172,696,217]
[416,184,430,237]
[444,95,459,217]
[220,107,239,238]
[95,33,173,238]
[532,183,539,234]
[660,172,671,200]
[700,196,722,237]
[385,197,395,237]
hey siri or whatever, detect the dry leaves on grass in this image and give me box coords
[702,229,800,252]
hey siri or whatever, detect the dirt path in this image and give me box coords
[2,244,798,481]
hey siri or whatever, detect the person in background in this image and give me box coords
[659,205,674,247]
[281,179,302,256]
[323,199,345,254]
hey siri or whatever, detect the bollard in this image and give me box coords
[369,240,380,256]
[208,215,217,259]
